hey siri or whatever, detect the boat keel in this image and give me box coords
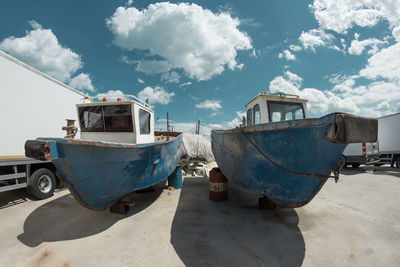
[258,196,277,209]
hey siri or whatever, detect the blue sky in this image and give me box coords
[1,0,400,134]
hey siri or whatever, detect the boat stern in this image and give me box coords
[25,139,59,160]
[327,113,378,144]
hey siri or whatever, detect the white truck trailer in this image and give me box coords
[342,142,379,168]
[376,113,400,168]
[0,50,86,199]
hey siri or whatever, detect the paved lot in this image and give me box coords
[0,166,399,267]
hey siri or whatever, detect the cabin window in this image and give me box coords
[103,105,133,132]
[267,101,305,122]
[139,109,151,134]
[253,104,261,124]
[79,106,104,132]
[79,104,133,132]
[247,109,253,126]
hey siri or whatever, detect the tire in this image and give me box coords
[28,168,56,199]
[351,163,360,168]
[396,158,400,169]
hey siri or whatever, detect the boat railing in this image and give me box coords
[82,94,153,109]
[259,91,300,99]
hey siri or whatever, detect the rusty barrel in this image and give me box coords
[209,168,228,201]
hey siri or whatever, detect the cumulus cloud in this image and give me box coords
[359,43,400,81]
[106,2,252,81]
[298,29,335,51]
[138,86,175,105]
[69,73,95,92]
[289,44,302,52]
[310,0,400,34]
[278,49,296,61]
[348,34,387,55]
[136,60,172,74]
[269,71,359,116]
[161,71,180,83]
[137,78,144,84]
[195,100,222,111]
[0,21,82,82]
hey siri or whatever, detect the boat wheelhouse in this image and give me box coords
[77,95,155,145]
[245,92,308,126]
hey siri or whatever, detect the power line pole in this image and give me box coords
[167,112,170,132]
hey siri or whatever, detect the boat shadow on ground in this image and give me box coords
[170,177,305,267]
[17,184,164,247]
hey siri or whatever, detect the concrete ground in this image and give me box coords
[0,166,399,267]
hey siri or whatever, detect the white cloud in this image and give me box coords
[269,71,359,116]
[137,86,175,105]
[278,49,296,61]
[209,123,224,128]
[298,29,335,51]
[310,0,400,34]
[359,43,400,81]
[348,34,387,55]
[289,44,302,52]
[195,100,222,111]
[106,2,252,81]
[69,73,95,92]
[179,82,192,88]
[393,26,400,42]
[136,60,172,74]
[161,71,180,83]
[137,78,144,84]
[0,21,82,82]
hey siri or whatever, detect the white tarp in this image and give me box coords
[181,134,214,162]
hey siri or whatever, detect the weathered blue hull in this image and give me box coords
[211,113,360,207]
[35,135,182,210]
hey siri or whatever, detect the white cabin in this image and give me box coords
[76,96,154,145]
[245,92,308,126]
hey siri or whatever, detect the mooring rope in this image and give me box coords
[239,127,338,179]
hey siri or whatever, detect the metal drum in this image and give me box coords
[209,168,227,201]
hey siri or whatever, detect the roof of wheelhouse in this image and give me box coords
[246,92,308,107]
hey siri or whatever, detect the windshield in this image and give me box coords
[267,101,305,122]
[79,104,133,132]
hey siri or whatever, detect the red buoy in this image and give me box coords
[209,168,228,201]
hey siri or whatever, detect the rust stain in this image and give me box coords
[32,248,54,267]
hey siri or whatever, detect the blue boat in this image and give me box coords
[211,92,377,208]
[25,95,182,210]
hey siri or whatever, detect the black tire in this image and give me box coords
[396,158,400,169]
[351,163,361,168]
[28,168,56,199]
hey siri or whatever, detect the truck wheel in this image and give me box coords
[29,168,56,199]
[351,163,360,168]
[396,158,400,169]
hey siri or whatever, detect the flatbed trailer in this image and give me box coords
[0,50,86,198]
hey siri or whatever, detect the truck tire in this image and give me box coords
[28,168,56,199]
[351,163,360,168]
[396,158,400,169]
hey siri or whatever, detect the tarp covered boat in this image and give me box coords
[25,95,182,210]
[211,92,377,208]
